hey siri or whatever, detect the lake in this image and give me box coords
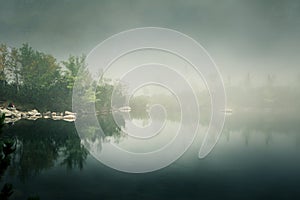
[1,111,300,200]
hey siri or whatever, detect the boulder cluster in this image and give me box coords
[0,107,76,123]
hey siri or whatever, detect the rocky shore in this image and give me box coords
[0,107,76,123]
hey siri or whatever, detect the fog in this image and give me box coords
[1,2,300,197]
[1,0,300,84]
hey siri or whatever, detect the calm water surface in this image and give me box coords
[1,111,300,200]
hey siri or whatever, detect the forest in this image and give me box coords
[0,43,126,113]
[1,43,300,117]
[0,43,84,111]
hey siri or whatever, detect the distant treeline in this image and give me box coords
[129,74,300,119]
[1,43,298,113]
[225,72,300,111]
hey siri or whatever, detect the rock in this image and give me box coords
[65,111,76,116]
[21,113,27,118]
[5,112,13,118]
[43,111,51,116]
[52,115,63,120]
[0,107,77,123]
[27,109,40,116]
[7,107,16,111]
[1,109,13,118]
[4,117,20,124]
[63,115,76,120]
[27,111,34,116]
[63,118,76,122]
[12,111,22,118]
[27,116,40,121]
[118,106,131,112]
[43,111,51,119]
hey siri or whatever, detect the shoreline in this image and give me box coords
[0,107,76,123]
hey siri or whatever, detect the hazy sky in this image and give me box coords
[1,0,300,80]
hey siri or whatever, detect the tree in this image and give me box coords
[19,44,61,90]
[62,55,86,89]
[0,43,127,112]
[18,43,35,88]
[17,43,62,110]
[63,55,97,112]
[0,44,9,99]
[6,47,21,93]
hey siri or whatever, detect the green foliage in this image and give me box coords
[96,82,114,110]
[0,113,4,128]
[0,43,97,112]
[62,55,86,89]
[0,44,8,84]
[0,43,125,113]
[95,81,126,112]
[0,44,9,98]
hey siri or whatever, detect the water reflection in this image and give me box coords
[2,120,89,181]
[60,136,88,171]
[1,109,300,179]
[1,109,300,199]
[223,110,300,146]
[0,119,17,200]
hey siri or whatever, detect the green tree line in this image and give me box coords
[0,43,86,111]
[0,43,126,112]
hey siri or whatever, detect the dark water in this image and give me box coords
[1,112,300,200]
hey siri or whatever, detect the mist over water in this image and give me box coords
[1,0,300,199]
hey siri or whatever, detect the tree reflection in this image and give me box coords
[78,112,125,156]
[60,136,88,170]
[0,114,16,200]
[97,112,125,138]
[0,111,125,182]
[3,120,88,181]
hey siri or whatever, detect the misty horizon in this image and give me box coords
[1,0,299,81]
